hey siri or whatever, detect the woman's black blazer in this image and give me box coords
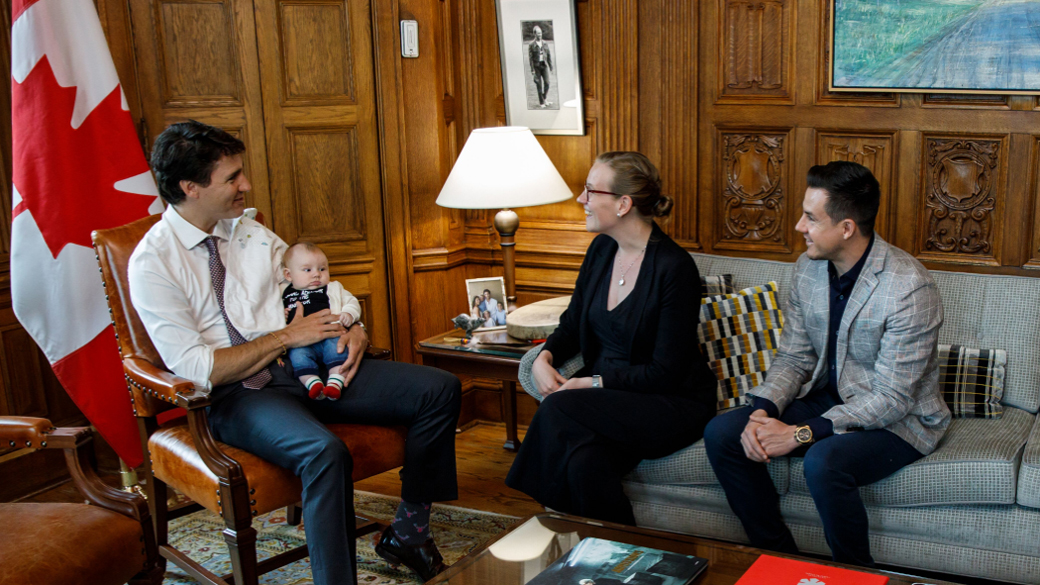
[542,222,717,406]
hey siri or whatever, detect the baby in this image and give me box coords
[281,242,361,400]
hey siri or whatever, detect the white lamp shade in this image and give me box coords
[436,127,574,210]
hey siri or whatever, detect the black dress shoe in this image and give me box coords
[374,525,447,582]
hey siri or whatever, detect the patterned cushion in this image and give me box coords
[939,344,1005,418]
[697,282,784,410]
[700,274,734,299]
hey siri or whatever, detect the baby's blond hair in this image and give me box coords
[282,241,325,268]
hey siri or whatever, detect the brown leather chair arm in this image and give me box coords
[0,416,57,447]
[124,356,210,410]
[366,346,391,360]
[0,417,150,522]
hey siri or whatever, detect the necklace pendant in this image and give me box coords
[618,278,625,286]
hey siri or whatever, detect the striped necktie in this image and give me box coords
[202,236,272,389]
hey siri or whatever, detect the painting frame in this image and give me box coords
[828,0,1040,95]
[495,0,586,135]
[465,276,509,332]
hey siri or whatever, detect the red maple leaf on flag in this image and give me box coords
[13,55,154,258]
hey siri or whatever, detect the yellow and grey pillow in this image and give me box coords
[939,344,1005,418]
[697,282,784,410]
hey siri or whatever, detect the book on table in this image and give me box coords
[736,554,889,585]
[526,536,708,585]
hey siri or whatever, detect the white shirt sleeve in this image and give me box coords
[128,250,216,392]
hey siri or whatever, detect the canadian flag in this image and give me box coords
[11,0,163,466]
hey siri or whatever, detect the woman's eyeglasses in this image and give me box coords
[583,188,624,197]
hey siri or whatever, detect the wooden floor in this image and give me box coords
[357,421,541,518]
[27,421,543,519]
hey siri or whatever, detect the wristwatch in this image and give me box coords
[351,321,367,333]
[794,425,814,445]
[591,375,602,389]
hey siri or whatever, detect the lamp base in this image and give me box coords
[494,209,520,314]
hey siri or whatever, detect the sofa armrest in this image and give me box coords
[518,344,585,402]
[1018,412,1040,509]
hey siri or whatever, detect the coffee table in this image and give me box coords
[429,513,963,585]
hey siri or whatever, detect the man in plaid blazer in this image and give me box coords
[704,161,951,568]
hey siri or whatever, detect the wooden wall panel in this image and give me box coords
[719,0,792,103]
[278,1,355,102]
[287,127,365,242]
[918,135,1006,267]
[157,1,242,105]
[715,129,792,252]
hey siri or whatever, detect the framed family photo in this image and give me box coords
[829,0,1040,94]
[495,0,585,135]
[465,277,510,332]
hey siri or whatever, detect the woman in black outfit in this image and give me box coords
[505,151,717,525]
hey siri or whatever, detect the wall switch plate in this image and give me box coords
[400,20,418,58]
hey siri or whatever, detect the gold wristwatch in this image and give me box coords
[794,425,814,445]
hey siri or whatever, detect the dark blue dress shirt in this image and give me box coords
[752,235,874,442]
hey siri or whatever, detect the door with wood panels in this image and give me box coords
[126,0,393,350]
[252,0,392,350]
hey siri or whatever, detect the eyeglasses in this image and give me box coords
[583,188,624,198]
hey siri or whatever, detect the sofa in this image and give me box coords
[518,252,1040,583]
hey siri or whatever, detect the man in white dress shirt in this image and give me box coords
[128,121,461,585]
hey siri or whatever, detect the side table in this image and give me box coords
[417,329,537,451]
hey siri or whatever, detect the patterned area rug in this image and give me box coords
[164,491,518,584]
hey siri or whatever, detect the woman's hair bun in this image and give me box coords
[652,195,674,218]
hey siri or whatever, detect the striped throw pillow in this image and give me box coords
[697,282,784,410]
[700,274,734,299]
[939,344,1005,418]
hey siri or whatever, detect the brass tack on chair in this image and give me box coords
[25,441,31,447]
[40,441,47,447]
[250,488,255,494]
[8,441,14,447]
[252,510,258,516]
[250,499,256,506]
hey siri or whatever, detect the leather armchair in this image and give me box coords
[0,416,163,585]
[92,214,407,585]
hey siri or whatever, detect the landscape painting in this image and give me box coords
[830,0,1040,93]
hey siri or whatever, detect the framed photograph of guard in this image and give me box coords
[495,0,585,135]
[465,277,510,331]
[828,0,1040,94]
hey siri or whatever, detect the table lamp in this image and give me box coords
[436,127,573,313]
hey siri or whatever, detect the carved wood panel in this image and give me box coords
[715,130,791,251]
[918,136,1005,266]
[287,127,365,243]
[156,0,242,106]
[816,133,895,239]
[719,0,791,102]
[277,1,356,104]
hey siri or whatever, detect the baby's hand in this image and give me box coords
[338,313,355,328]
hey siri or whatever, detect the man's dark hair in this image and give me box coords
[150,120,245,205]
[806,161,880,236]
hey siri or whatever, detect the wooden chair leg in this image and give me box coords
[287,503,302,526]
[223,523,260,585]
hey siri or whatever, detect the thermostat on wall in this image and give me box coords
[401,20,418,58]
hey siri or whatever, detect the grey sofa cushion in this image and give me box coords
[787,407,1033,506]
[626,439,789,492]
[1019,415,1040,509]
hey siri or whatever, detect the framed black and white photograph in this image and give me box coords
[465,277,509,331]
[496,0,584,135]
